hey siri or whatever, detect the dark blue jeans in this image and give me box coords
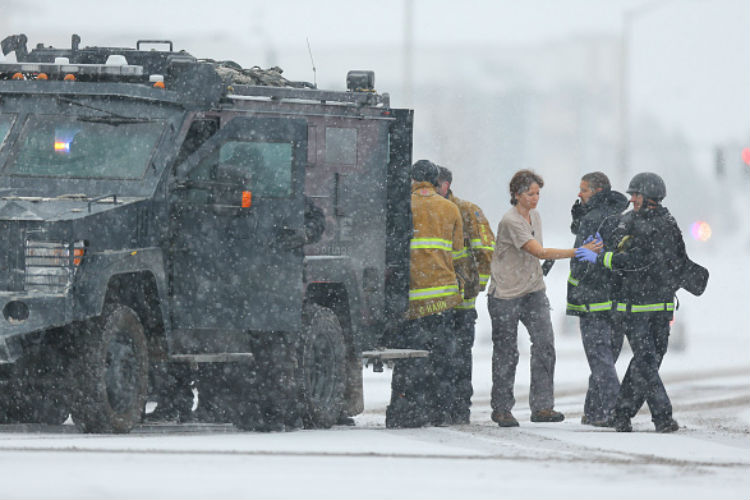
[614,313,672,424]
[579,314,624,422]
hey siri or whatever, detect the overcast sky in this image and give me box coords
[3,0,748,150]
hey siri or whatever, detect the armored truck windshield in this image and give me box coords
[4,113,165,180]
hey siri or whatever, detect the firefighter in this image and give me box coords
[576,172,686,433]
[385,160,468,428]
[435,166,495,425]
[567,172,629,426]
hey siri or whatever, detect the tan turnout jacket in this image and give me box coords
[448,192,496,310]
[407,182,467,319]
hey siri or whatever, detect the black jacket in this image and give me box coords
[599,205,687,315]
[566,189,629,316]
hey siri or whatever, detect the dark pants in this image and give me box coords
[386,310,456,427]
[450,308,477,421]
[579,314,624,422]
[613,313,672,424]
[489,290,556,414]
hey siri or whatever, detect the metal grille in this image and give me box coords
[24,240,75,293]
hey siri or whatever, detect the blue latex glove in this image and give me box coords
[575,246,598,263]
[583,232,603,245]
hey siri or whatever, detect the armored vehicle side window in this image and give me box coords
[186,140,293,198]
[219,141,293,197]
[325,127,357,165]
[5,115,165,179]
[0,114,15,151]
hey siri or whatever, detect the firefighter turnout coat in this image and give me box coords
[448,192,496,311]
[408,182,468,320]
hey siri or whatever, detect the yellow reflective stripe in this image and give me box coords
[479,274,490,286]
[567,272,579,286]
[566,301,612,313]
[615,302,674,312]
[410,238,453,251]
[452,247,469,260]
[470,238,495,251]
[588,301,613,312]
[409,285,460,301]
[455,297,477,310]
[603,251,613,270]
[629,302,675,313]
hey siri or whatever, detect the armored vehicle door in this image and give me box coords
[169,116,306,334]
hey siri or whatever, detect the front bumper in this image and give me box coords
[0,292,70,364]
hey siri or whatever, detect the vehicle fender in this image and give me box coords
[71,247,169,324]
[304,256,361,332]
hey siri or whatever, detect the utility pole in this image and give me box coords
[403,0,414,107]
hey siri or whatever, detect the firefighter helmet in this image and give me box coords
[627,172,666,201]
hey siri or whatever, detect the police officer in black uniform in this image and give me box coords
[576,172,685,433]
[567,172,629,426]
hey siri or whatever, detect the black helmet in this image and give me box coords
[411,160,439,186]
[627,172,666,201]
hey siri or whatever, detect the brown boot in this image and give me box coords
[491,411,519,427]
[530,408,565,423]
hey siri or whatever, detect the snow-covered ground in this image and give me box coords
[0,241,747,500]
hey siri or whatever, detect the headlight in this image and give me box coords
[24,240,85,293]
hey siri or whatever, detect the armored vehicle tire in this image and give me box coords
[298,304,346,429]
[71,304,149,433]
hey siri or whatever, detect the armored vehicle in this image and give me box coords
[0,34,413,432]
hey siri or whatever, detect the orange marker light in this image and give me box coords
[153,81,165,89]
[241,191,252,208]
[63,74,76,81]
[73,248,85,266]
[54,141,70,153]
[11,72,24,80]
[36,73,48,80]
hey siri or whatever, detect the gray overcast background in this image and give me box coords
[3,0,747,148]
[2,0,748,245]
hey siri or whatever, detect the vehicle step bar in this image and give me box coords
[169,352,254,368]
[361,348,429,373]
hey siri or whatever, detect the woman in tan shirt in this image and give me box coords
[487,169,601,427]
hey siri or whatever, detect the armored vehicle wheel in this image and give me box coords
[298,304,345,429]
[71,304,149,433]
